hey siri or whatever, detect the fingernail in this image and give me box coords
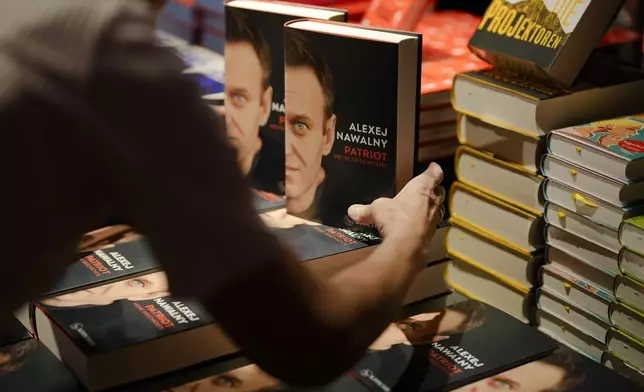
[429,163,443,179]
[348,205,363,218]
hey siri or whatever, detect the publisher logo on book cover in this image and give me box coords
[359,368,391,392]
[70,322,97,347]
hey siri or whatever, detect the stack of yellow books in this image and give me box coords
[445,92,546,324]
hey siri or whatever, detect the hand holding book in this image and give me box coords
[348,162,445,268]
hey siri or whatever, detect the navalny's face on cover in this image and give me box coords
[224,8,273,175]
[452,348,585,392]
[40,271,170,308]
[284,29,336,217]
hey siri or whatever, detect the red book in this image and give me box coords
[416,11,481,57]
[361,0,435,31]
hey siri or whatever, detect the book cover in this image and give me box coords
[224,2,347,197]
[553,115,644,160]
[469,0,625,87]
[346,299,558,391]
[0,339,84,391]
[37,291,210,356]
[252,189,286,212]
[41,240,160,302]
[452,346,643,392]
[283,22,420,229]
[260,209,380,262]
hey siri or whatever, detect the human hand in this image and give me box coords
[347,163,445,263]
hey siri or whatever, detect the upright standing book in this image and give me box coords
[283,20,421,228]
[221,0,347,209]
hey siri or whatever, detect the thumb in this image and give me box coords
[347,204,375,226]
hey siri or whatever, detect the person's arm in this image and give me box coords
[87,4,443,386]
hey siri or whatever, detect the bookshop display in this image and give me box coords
[4,0,644,391]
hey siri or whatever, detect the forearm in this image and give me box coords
[313,236,422,351]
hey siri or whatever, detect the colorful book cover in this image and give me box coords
[41,240,160,301]
[554,115,644,160]
[283,21,420,229]
[0,339,84,391]
[468,0,624,87]
[260,209,380,262]
[223,2,347,197]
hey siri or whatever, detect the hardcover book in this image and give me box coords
[456,114,545,173]
[469,0,626,87]
[346,299,557,391]
[223,0,347,198]
[42,239,160,301]
[603,351,644,387]
[455,145,544,215]
[452,346,643,392]
[34,291,237,391]
[260,208,381,277]
[451,68,644,138]
[147,300,557,392]
[447,258,533,324]
[541,153,644,207]
[0,339,84,391]
[618,245,644,285]
[548,115,644,182]
[283,20,421,229]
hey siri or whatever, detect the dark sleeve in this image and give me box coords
[85,5,287,301]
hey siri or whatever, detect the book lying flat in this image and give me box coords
[148,299,557,392]
[453,345,642,392]
[548,115,644,183]
[0,339,84,392]
[452,69,644,139]
[34,293,237,391]
[457,114,544,174]
[345,299,557,391]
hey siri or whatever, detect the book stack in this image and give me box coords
[446,0,644,325]
[416,11,491,164]
[533,114,644,384]
[9,6,458,389]
[125,298,643,392]
[157,0,200,43]
[196,0,226,53]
